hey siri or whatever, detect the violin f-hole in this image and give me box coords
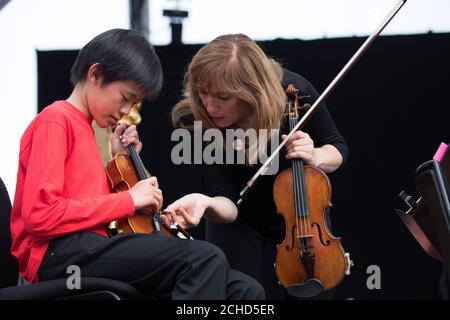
[311,222,331,246]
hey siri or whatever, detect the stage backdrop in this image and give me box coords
[37,33,450,299]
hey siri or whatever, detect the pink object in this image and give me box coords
[433,142,448,162]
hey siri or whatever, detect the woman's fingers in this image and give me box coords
[177,208,198,227]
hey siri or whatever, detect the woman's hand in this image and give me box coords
[282,131,317,166]
[282,131,344,173]
[162,193,210,229]
[111,122,143,157]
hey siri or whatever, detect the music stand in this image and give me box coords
[415,158,450,280]
[396,144,450,298]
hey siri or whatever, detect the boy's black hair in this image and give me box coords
[70,29,163,101]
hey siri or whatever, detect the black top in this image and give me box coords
[196,69,349,240]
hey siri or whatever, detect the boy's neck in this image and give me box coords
[66,84,93,122]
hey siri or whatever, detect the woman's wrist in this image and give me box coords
[314,145,342,173]
[202,194,214,219]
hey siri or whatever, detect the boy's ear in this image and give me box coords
[87,63,102,85]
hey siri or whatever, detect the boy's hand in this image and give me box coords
[111,122,143,157]
[128,177,163,214]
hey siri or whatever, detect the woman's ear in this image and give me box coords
[87,63,102,85]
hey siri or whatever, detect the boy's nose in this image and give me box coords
[120,103,133,115]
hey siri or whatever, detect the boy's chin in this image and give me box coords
[96,120,112,129]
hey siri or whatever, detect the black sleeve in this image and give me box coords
[176,120,242,205]
[282,69,349,166]
[196,163,241,204]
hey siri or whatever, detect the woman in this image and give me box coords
[164,33,349,298]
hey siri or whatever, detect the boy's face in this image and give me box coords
[88,80,145,128]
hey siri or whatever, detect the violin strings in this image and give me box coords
[289,109,307,254]
[290,100,311,255]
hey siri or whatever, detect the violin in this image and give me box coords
[105,126,192,239]
[273,85,352,298]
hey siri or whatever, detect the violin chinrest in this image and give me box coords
[286,278,324,299]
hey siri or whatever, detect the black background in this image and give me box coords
[37,33,450,299]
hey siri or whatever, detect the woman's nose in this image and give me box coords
[204,97,218,112]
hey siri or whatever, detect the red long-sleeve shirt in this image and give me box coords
[10,101,135,283]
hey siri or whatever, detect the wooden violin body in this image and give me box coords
[274,165,347,291]
[106,150,191,239]
[106,153,158,234]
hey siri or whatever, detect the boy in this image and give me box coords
[10,29,264,300]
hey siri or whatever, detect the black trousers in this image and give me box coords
[206,217,335,300]
[38,231,265,300]
[206,217,283,299]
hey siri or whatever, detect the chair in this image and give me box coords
[0,177,145,300]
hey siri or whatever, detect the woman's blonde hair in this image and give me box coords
[171,34,286,163]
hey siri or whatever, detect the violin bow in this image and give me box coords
[237,0,408,205]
